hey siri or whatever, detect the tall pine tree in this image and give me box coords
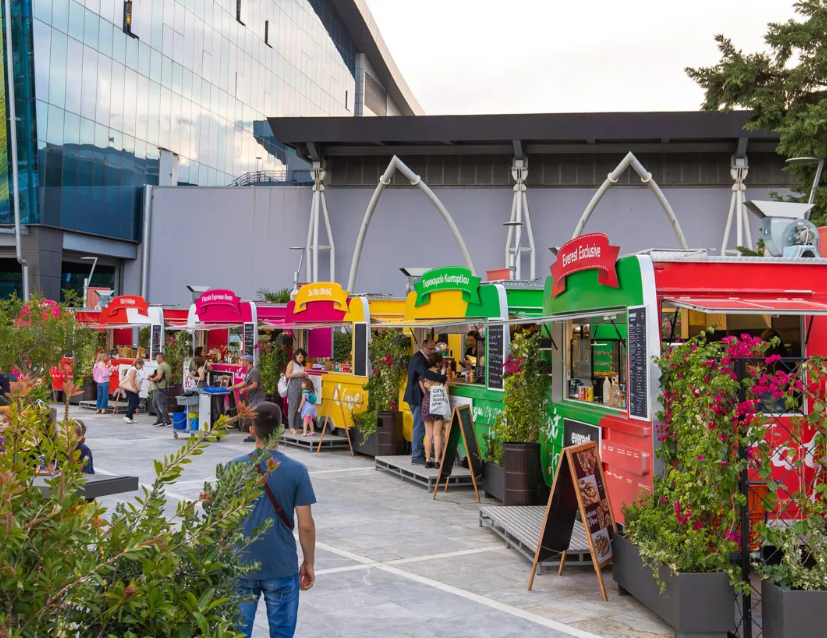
[687,0,827,226]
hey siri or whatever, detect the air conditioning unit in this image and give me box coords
[744,200,816,257]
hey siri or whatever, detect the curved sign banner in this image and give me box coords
[551,233,620,297]
[293,282,349,313]
[414,266,481,307]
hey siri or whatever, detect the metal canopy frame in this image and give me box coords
[663,297,827,316]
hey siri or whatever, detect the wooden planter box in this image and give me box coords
[763,580,827,638]
[482,462,505,501]
[613,534,735,638]
[351,427,378,457]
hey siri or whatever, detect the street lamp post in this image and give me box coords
[289,246,306,295]
[786,156,825,207]
[503,221,523,280]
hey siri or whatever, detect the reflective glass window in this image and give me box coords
[83,8,98,48]
[95,54,111,126]
[64,111,80,146]
[52,0,69,32]
[65,37,83,114]
[109,61,125,132]
[97,18,112,57]
[94,122,108,151]
[125,34,139,70]
[99,0,115,25]
[111,25,126,64]
[151,0,163,47]
[34,0,52,24]
[33,19,51,101]
[68,0,84,41]
[81,46,98,121]
[159,86,171,148]
[123,69,137,137]
[147,80,160,145]
[36,100,48,142]
[138,40,151,77]
[172,62,183,94]
[162,24,173,58]
[80,116,95,146]
[135,74,149,141]
[47,104,65,145]
[170,92,181,152]
[161,55,173,88]
[149,47,162,83]
[48,30,68,108]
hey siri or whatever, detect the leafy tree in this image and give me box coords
[257,288,292,303]
[0,381,277,637]
[686,0,827,226]
[0,295,75,379]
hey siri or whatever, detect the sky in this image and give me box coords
[365,0,799,114]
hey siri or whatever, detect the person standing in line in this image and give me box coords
[403,338,447,465]
[285,349,308,436]
[231,402,316,638]
[92,353,113,414]
[148,352,172,427]
[122,358,145,424]
[231,354,266,443]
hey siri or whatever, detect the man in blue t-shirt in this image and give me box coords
[229,402,316,638]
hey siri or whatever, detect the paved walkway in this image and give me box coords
[76,406,671,638]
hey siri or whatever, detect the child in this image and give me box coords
[299,378,317,437]
[74,420,95,475]
[419,352,446,469]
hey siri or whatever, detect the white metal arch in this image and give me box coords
[571,152,689,248]
[346,156,476,291]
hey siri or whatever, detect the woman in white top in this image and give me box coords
[122,358,145,424]
[285,349,308,434]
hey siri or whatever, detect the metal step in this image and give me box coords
[375,455,474,491]
[280,431,350,451]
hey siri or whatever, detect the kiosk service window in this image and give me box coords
[564,312,627,410]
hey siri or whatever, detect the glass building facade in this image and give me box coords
[2,0,357,241]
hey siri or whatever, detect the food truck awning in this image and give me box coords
[372,317,486,331]
[165,323,244,331]
[485,316,556,327]
[664,296,827,316]
[87,322,151,329]
[261,320,352,330]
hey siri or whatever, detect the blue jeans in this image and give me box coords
[96,382,109,410]
[411,404,425,460]
[237,573,300,638]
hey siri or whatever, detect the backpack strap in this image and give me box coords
[248,453,294,532]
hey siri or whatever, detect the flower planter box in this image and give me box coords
[613,534,735,638]
[351,427,378,457]
[762,581,827,638]
[482,462,505,501]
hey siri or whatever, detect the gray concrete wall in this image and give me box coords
[145,184,782,306]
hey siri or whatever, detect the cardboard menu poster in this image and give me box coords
[527,441,617,601]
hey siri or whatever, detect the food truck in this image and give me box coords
[78,295,165,406]
[541,233,827,524]
[372,266,544,449]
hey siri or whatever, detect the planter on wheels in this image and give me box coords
[377,410,404,456]
[482,462,505,501]
[613,534,735,638]
[762,580,827,638]
[503,442,541,506]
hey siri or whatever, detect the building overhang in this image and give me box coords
[268,111,779,160]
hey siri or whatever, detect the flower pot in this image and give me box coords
[377,410,404,456]
[762,580,827,638]
[166,383,183,413]
[351,427,379,457]
[613,534,735,637]
[82,376,96,401]
[503,442,541,506]
[482,462,505,501]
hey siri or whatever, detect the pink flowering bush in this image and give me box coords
[485,331,551,466]
[623,329,776,593]
[351,330,410,440]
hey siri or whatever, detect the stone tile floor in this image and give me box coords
[75,406,672,638]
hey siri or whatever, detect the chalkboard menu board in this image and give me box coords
[150,324,162,359]
[528,441,617,600]
[486,324,505,390]
[627,306,648,420]
[353,323,368,377]
[243,323,255,358]
[434,405,482,502]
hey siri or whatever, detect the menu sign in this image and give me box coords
[627,306,648,420]
[486,324,506,391]
[150,324,162,359]
[243,323,255,359]
[528,442,617,601]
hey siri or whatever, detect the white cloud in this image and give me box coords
[366,0,798,114]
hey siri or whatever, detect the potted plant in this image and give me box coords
[616,331,777,637]
[257,332,291,403]
[351,330,409,457]
[163,331,190,413]
[485,331,550,505]
[755,357,827,638]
